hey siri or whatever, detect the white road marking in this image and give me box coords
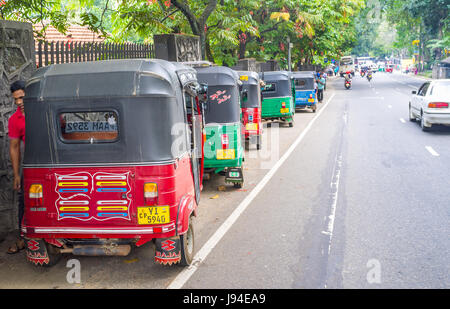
[167,94,336,289]
[425,146,440,157]
[399,118,406,123]
[323,153,343,255]
[388,105,392,109]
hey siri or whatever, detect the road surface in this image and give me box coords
[0,72,448,289]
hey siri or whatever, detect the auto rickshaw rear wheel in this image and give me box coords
[288,118,294,127]
[45,243,62,267]
[180,219,195,266]
[233,182,243,188]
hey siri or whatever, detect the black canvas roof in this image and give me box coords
[195,66,239,86]
[291,71,315,79]
[25,59,195,100]
[23,59,196,166]
[259,70,291,81]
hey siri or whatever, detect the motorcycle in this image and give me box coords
[367,72,373,82]
[344,79,352,89]
[344,75,352,90]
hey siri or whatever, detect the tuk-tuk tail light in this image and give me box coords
[29,184,43,207]
[282,102,286,108]
[144,183,158,205]
[221,134,229,149]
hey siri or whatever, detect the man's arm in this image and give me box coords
[9,138,21,191]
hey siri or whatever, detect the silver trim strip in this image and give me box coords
[23,152,190,168]
[33,224,175,234]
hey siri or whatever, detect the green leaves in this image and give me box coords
[1,0,372,67]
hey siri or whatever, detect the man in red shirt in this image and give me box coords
[7,80,26,254]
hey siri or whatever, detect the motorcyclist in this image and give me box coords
[360,66,366,77]
[345,71,352,82]
[367,68,373,81]
[344,71,352,89]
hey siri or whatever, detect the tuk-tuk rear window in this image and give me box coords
[60,111,118,142]
[294,78,314,89]
[262,83,276,92]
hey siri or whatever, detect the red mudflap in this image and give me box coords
[154,237,181,265]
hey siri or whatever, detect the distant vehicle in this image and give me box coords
[344,72,352,89]
[370,62,378,71]
[409,80,450,131]
[356,56,374,71]
[292,71,318,112]
[339,56,355,77]
[386,63,394,73]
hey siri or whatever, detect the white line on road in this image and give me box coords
[425,146,440,157]
[388,105,392,109]
[323,153,343,255]
[399,118,406,123]
[167,94,336,289]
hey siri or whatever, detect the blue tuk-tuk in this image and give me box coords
[292,71,317,113]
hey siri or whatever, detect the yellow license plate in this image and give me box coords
[245,123,258,131]
[216,149,235,160]
[308,99,315,103]
[138,206,170,225]
[280,108,289,113]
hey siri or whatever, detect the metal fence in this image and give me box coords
[36,41,155,68]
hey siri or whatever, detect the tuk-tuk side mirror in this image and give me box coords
[238,81,243,92]
[412,90,417,95]
[198,83,208,95]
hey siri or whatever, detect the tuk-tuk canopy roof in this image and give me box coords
[237,71,261,109]
[195,66,240,86]
[26,59,198,100]
[291,71,316,79]
[259,70,292,82]
[23,59,197,166]
[237,71,260,85]
[195,66,241,124]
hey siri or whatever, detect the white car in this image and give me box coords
[409,79,450,131]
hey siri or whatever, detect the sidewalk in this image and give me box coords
[392,70,432,81]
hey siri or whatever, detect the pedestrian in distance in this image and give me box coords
[316,72,326,103]
[6,80,26,254]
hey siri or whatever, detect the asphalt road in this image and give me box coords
[178,72,450,289]
[0,72,448,289]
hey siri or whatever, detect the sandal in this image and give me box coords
[7,239,25,254]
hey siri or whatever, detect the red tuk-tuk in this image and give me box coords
[237,71,263,150]
[386,64,394,73]
[22,59,206,266]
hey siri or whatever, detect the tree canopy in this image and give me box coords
[1,0,447,69]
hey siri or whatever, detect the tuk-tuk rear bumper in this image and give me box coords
[244,129,262,138]
[22,222,177,240]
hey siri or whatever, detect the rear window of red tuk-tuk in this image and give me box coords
[59,111,119,143]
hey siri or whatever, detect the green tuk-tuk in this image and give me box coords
[195,65,245,188]
[259,71,295,127]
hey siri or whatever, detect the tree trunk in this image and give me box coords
[171,0,217,61]
[206,35,215,63]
